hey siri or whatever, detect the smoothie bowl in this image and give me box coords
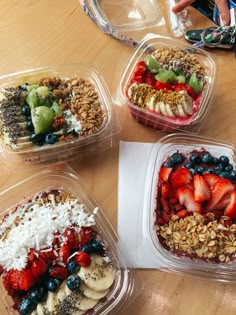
[0,164,137,315]
[118,34,216,133]
[143,133,236,281]
[0,64,119,164]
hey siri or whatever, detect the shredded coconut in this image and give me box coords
[0,196,97,271]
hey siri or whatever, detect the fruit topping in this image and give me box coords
[0,77,107,150]
[127,47,207,121]
[155,150,236,263]
[0,190,116,315]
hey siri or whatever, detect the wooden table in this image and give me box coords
[1,1,236,314]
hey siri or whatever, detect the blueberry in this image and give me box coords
[30,287,46,303]
[80,243,93,254]
[218,172,231,180]
[30,133,45,146]
[21,105,31,116]
[201,153,214,164]
[163,160,173,168]
[215,164,225,172]
[212,157,218,164]
[91,240,105,255]
[189,153,202,165]
[27,121,34,132]
[183,162,194,169]
[218,156,229,166]
[189,168,196,176]
[204,168,215,174]
[66,275,81,291]
[195,166,205,174]
[230,170,236,181]
[225,164,233,172]
[45,133,58,145]
[47,278,61,292]
[67,259,80,274]
[170,153,184,165]
[19,298,35,315]
[20,83,29,91]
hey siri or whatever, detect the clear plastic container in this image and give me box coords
[0,163,141,314]
[143,133,236,282]
[117,34,217,134]
[0,64,120,166]
[81,0,163,32]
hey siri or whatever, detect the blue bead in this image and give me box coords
[218,156,229,166]
[45,133,58,145]
[201,153,214,164]
[189,154,201,165]
[170,153,184,165]
[67,259,79,273]
[47,278,61,292]
[30,287,46,304]
[66,275,81,291]
[19,298,35,315]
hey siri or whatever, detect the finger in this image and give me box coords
[215,0,230,25]
[172,0,195,13]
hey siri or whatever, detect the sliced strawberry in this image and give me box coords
[8,269,23,291]
[52,231,60,247]
[58,243,70,264]
[131,75,143,84]
[77,227,93,247]
[27,249,36,263]
[31,259,48,279]
[193,174,211,202]
[170,168,192,189]
[50,266,68,280]
[38,248,56,264]
[159,167,173,182]
[205,178,234,211]
[176,187,202,213]
[134,61,146,76]
[161,182,170,199]
[224,190,236,219]
[161,197,170,213]
[74,251,91,267]
[176,209,189,219]
[142,71,156,87]
[184,84,198,99]
[63,227,75,247]
[203,173,220,189]
[19,269,35,291]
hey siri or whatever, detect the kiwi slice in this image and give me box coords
[155,69,177,84]
[26,86,52,108]
[31,106,54,134]
[188,72,203,94]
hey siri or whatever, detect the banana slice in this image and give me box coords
[31,311,37,315]
[78,254,115,292]
[36,303,45,315]
[74,310,86,315]
[81,284,109,299]
[177,104,187,117]
[46,291,58,312]
[165,104,175,117]
[56,281,68,302]
[159,102,168,116]
[76,295,99,312]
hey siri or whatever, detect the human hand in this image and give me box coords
[172,0,230,26]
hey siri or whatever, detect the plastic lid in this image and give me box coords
[85,0,163,32]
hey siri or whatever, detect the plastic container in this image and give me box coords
[0,163,141,314]
[0,64,120,166]
[143,133,236,282]
[80,0,163,33]
[117,34,217,134]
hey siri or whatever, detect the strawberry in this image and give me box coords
[142,71,156,87]
[170,168,192,189]
[161,182,170,199]
[131,75,142,84]
[63,226,93,249]
[205,178,234,211]
[134,61,146,76]
[203,173,219,189]
[155,80,173,91]
[224,190,236,219]
[77,227,93,247]
[38,248,56,264]
[50,266,68,280]
[176,209,189,219]
[58,243,70,264]
[31,259,48,279]
[159,167,173,182]
[8,269,23,291]
[74,251,91,267]
[19,269,35,291]
[193,174,211,202]
[63,227,75,247]
[176,187,202,213]
[27,248,36,263]
[161,197,170,213]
